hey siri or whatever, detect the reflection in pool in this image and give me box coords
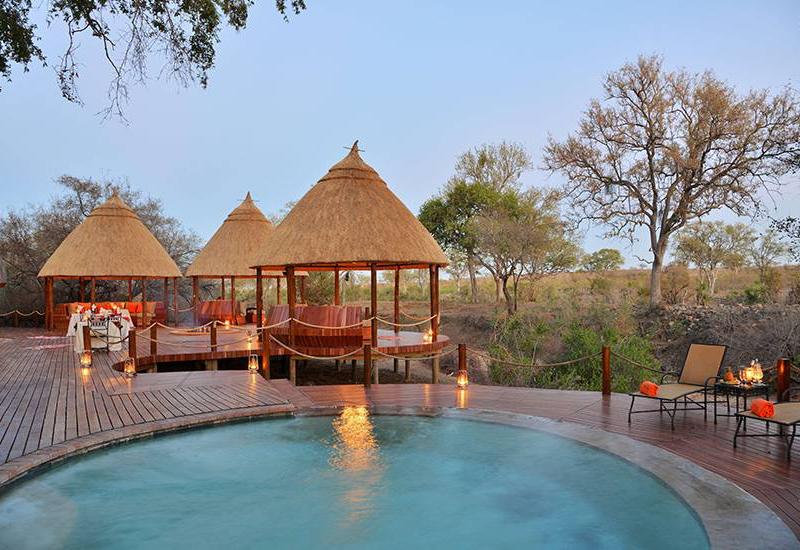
[0,409,708,549]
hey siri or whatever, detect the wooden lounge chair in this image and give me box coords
[627,343,727,430]
[734,387,800,460]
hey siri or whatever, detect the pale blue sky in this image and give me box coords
[2,1,799,266]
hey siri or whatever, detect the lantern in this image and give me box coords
[124,357,136,378]
[457,368,469,389]
[80,349,92,368]
[248,354,259,372]
[753,363,764,384]
[423,329,433,344]
[224,320,231,329]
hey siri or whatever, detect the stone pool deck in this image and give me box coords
[1,327,800,545]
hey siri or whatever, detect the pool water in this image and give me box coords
[0,411,708,549]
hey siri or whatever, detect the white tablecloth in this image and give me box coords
[68,310,132,353]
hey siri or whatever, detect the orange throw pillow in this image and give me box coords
[639,381,659,397]
[750,398,774,418]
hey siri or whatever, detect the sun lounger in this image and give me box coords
[734,388,800,460]
[628,343,727,430]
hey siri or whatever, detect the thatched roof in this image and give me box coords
[252,142,448,270]
[185,193,297,278]
[38,195,181,279]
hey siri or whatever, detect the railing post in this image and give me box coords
[13,310,18,328]
[364,343,372,388]
[777,358,790,403]
[602,346,611,396]
[459,343,467,371]
[82,324,91,353]
[261,327,270,379]
[210,322,217,351]
[129,328,137,360]
[150,324,157,356]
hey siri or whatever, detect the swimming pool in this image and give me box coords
[0,409,708,549]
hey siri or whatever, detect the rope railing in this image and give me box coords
[376,315,436,328]
[608,350,664,375]
[467,347,603,369]
[400,310,440,322]
[0,310,45,317]
[372,346,458,362]
[291,318,369,330]
[267,334,362,361]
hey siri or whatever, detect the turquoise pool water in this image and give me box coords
[0,411,708,549]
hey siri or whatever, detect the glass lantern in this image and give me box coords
[248,354,259,372]
[80,349,92,368]
[457,368,469,389]
[123,357,136,378]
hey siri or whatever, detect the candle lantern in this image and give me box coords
[80,349,93,368]
[224,320,231,329]
[457,368,469,389]
[423,329,434,344]
[123,357,137,378]
[248,354,259,372]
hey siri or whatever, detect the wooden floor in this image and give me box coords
[2,327,800,541]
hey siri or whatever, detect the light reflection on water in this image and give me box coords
[328,407,384,527]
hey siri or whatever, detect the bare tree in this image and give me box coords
[544,55,800,306]
[673,221,754,295]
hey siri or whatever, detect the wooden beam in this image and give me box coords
[141,277,147,327]
[334,267,340,305]
[370,263,377,347]
[300,276,306,304]
[163,277,169,325]
[231,276,237,325]
[90,277,96,303]
[173,277,178,327]
[79,277,85,302]
[287,267,296,351]
[602,346,611,396]
[256,268,263,335]
[127,278,133,301]
[261,324,270,379]
[192,276,199,325]
[393,266,400,373]
[220,277,225,300]
[276,277,281,305]
[45,277,54,331]
[429,265,439,340]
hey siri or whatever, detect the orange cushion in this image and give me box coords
[639,381,659,397]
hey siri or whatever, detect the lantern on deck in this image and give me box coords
[80,349,93,368]
[423,329,434,344]
[224,320,231,329]
[457,368,469,389]
[124,357,136,378]
[248,354,259,372]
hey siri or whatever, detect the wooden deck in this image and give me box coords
[1,327,800,541]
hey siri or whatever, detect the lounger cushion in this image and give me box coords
[630,383,706,401]
[679,344,726,386]
[738,403,800,426]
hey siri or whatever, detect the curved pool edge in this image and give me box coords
[0,402,795,550]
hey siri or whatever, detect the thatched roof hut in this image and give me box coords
[251,142,447,271]
[38,194,181,279]
[185,193,287,279]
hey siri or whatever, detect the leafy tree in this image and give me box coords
[444,249,468,299]
[419,141,530,303]
[0,0,306,118]
[581,248,624,272]
[673,221,755,295]
[750,229,789,281]
[0,175,200,311]
[472,188,578,315]
[543,54,800,307]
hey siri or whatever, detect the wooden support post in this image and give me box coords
[351,359,357,383]
[393,266,400,373]
[45,276,54,331]
[210,322,217,351]
[192,276,199,325]
[300,276,306,304]
[277,277,282,305]
[90,277,96,303]
[221,277,225,300]
[405,358,411,382]
[778,358,790,403]
[459,343,467,371]
[141,277,147,327]
[364,343,372,388]
[230,276,237,325]
[129,328,137,360]
[334,268,340,305]
[431,356,439,384]
[173,277,178,327]
[289,357,297,385]
[287,267,296,350]
[163,278,169,325]
[127,278,133,301]
[429,265,439,340]
[261,326,270,379]
[82,324,91,353]
[150,324,157,356]
[602,346,611,396]
[79,277,85,302]
[256,268,263,336]
[370,263,378,347]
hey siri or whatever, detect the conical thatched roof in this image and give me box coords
[185,193,289,278]
[38,195,181,279]
[252,142,448,270]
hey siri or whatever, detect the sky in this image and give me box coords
[2,1,800,267]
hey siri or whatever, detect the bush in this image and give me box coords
[742,282,768,304]
[662,265,691,305]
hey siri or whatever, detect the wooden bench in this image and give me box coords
[266,304,363,356]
